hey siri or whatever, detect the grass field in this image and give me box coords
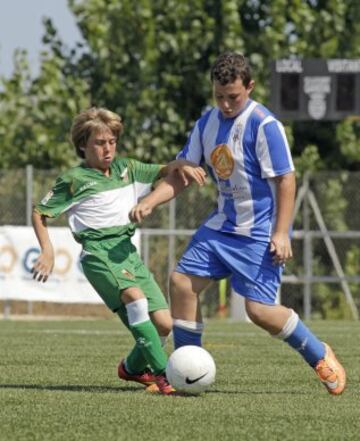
[0,319,359,441]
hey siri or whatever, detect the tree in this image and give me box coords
[1,0,360,169]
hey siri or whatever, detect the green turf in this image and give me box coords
[0,319,359,441]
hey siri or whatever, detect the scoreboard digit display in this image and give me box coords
[270,59,360,120]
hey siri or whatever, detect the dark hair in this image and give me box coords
[71,107,123,158]
[210,52,252,87]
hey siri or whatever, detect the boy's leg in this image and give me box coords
[116,307,150,375]
[170,227,230,349]
[246,300,346,395]
[117,307,172,391]
[121,287,174,394]
[170,271,211,348]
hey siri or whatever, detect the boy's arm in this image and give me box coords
[130,173,189,223]
[270,171,296,265]
[159,159,206,186]
[31,210,55,283]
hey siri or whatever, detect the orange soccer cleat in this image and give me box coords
[314,343,346,395]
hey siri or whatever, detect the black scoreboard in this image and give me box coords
[270,59,360,121]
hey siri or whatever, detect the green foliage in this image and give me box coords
[0,37,90,169]
[1,0,360,168]
[345,244,360,312]
[337,118,360,165]
[313,282,354,320]
[315,175,348,231]
[293,144,323,177]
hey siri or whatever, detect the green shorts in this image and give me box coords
[80,236,168,314]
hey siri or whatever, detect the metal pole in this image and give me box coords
[26,165,33,315]
[26,165,33,226]
[308,190,359,320]
[302,173,312,320]
[4,300,11,320]
[168,199,176,279]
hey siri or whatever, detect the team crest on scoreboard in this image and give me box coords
[210,144,234,179]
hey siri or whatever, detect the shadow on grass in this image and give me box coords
[0,383,141,393]
[207,388,310,395]
[0,383,311,396]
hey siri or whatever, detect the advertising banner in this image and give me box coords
[0,226,140,304]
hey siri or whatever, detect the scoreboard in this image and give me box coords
[270,59,360,121]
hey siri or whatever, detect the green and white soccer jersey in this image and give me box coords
[35,157,161,244]
[35,157,168,313]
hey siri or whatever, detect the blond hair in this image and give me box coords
[71,107,123,158]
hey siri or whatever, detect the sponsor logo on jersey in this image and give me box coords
[232,122,243,142]
[40,191,54,205]
[210,144,234,179]
[79,181,97,193]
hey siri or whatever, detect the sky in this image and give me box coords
[0,0,82,78]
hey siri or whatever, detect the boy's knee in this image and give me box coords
[120,286,145,304]
[170,271,182,290]
[156,320,172,337]
[245,301,264,325]
[169,272,188,297]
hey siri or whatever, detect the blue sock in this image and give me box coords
[172,319,204,349]
[281,312,325,367]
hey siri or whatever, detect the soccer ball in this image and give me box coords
[166,345,216,395]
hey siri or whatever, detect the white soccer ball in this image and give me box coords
[166,345,216,395]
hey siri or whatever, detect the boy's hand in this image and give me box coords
[130,201,153,223]
[270,232,293,265]
[177,164,206,187]
[31,248,54,283]
[165,160,206,187]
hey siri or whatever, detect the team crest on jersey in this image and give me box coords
[121,268,135,280]
[120,167,129,182]
[210,144,234,179]
[40,191,53,205]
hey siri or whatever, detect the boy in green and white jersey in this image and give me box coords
[32,107,206,395]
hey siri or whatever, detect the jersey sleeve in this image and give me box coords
[176,121,203,165]
[127,159,162,200]
[255,118,295,178]
[128,159,161,184]
[34,175,73,218]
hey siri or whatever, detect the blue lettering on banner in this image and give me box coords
[23,247,40,273]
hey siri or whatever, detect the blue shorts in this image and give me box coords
[175,226,284,305]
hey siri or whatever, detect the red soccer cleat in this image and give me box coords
[154,373,176,395]
[118,360,156,387]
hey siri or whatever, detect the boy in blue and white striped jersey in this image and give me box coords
[131,52,346,395]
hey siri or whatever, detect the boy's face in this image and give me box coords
[83,127,117,175]
[213,77,254,119]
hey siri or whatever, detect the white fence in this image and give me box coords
[2,169,360,320]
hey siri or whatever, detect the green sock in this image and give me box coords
[125,346,149,374]
[116,310,148,373]
[129,320,168,375]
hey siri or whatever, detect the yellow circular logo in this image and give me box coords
[210,144,234,179]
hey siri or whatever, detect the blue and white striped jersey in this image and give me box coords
[177,99,295,242]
